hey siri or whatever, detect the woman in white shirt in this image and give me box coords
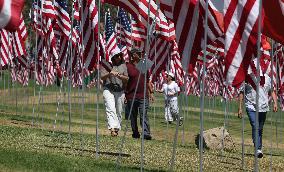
[157,72,183,125]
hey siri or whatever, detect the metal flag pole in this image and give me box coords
[115,73,142,171]
[269,39,275,172]
[79,0,85,153]
[169,102,181,172]
[153,23,158,132]
[40,0,45,130]
[95,0,102,158]
[15,67,18,117]
[221,85,229,154]
[199,0,209,171]
[166,51,171,141]
[277,52,282,162]
[1,68,5,110]
[65,0,76,143]
[182,86,187,145]
[184,75,190,146]
[32,0,39,126]
[254,0,263,171]
[241,88,246,170]
[140,1,152,170]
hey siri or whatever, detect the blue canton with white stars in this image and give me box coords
[105,12,115,41]
[56,0,68,11]
[118,8,131,32]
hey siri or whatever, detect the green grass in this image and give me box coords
[0,148,142,172]
[0,72,284,171]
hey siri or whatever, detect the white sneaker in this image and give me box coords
[257,150,263,158]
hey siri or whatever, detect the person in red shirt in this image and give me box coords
[125,48,154,140]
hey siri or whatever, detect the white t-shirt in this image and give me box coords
[244,73,272,112]
[162,81,180,101]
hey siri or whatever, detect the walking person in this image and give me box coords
[157,71,183,125]
[100,49,129,136]
[125,48,154,140]
[238,57,278,158]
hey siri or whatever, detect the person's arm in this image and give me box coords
[147,82,154,102]
[100,64,113,81]
[156,85,164,93]
[167,92,177,96]
[116,72,129,83]
[238,92,244,118]
[271,90,278,112]
[156,89,164,93]
[101,72,111,81]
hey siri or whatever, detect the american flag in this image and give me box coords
[103,0,172,40]
[116,8,132,50]
[54,0,71,39]
[73,0,80,21]
[276,43,284,91]
[105,10,120,59]
[131,19,146,42]
[276,43,284,110]
[224,0,260,87]
[159,0,223,73]
[170,40,184,86]
[10,14,29,85]
[31,0,59,85]
[11,14,27,58]
[116,8,132,61]
[11,58,29,86]
[42,0,56,18]
[0,29,12,66]
[154,71,166,91]
[54,0,77,75]
[0,0,25,31]
[186,66,201,96]
[82,0,99,73]
[31,0,58,61]
[131,19,146,49]
[149,35,171,81]
[246,54,273,91]
[31,0,55,34]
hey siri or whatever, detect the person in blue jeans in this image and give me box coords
[238,73,278,158]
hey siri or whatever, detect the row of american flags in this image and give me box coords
[1,0,284,108]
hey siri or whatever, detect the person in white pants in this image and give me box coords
[157,71,182,125]
[100,49,128,136]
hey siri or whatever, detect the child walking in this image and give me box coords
[158,72,183,125]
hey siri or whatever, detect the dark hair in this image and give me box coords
[170,75,176,81]
[111,53,125,65]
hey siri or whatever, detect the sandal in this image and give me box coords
[110,128,118,137]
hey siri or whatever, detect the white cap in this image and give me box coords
[165,71,175,78]
[110,48,122,60]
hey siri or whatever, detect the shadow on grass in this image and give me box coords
[215,153,242,161]
[244,153,283,157]
[0,148,156,172]
[44,144,131,157]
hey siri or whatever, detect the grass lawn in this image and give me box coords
[0,72,284,171]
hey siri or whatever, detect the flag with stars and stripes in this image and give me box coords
[116,8,132,50]
[105,10,120,60]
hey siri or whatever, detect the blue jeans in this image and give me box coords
[125,99,151,136]
[246,108,267,150]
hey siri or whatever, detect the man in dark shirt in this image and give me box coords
[125,48,154,140]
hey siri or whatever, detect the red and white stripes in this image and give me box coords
[0,0,25,31]
[224,0,260,87]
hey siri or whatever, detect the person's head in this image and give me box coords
[130,48,143,63]
[165,71,175,82]
[111,50,124,66]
